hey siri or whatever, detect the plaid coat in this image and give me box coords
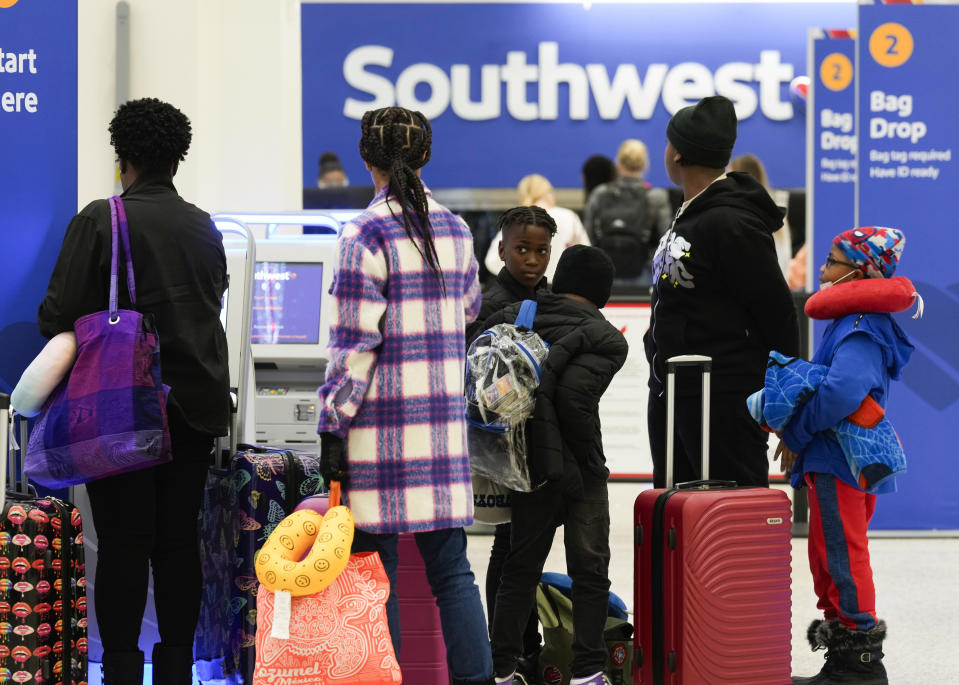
[317,185,482,533]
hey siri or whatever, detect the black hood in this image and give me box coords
[682,171,785,235]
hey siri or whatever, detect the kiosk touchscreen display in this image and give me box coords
[252,261,324,344]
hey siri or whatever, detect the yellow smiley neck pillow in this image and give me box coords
[255,482,354,596]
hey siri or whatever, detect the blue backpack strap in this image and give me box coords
[515,299,537,330]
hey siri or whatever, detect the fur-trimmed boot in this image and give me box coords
[792,619,888,684]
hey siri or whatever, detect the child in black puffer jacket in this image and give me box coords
[484,246,628,685]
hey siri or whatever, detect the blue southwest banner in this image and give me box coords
[301,2,855,189]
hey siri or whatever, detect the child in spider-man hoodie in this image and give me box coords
[775,227,917,685]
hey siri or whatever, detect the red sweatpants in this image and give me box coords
[805,472,878,630]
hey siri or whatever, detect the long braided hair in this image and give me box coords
[359,107,444,289]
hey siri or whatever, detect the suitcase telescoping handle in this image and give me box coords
[665,355,715,489]
[0,393,8,510]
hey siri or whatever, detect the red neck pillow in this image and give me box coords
[805,276,920,320]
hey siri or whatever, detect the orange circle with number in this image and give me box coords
[869,23,914,68]
[820,53,854,92]
[0,0,21,8]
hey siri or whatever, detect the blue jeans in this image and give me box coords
[352,526,494,683]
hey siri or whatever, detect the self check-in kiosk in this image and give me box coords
[213,211,361,451]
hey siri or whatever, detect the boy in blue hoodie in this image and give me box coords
[776,227,913,685]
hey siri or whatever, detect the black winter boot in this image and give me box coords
[516,645,543,685]
[792,619,888,684]
[152,642,195,685]
[101,650,145,685]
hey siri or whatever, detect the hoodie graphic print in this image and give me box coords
[652,231,694,289]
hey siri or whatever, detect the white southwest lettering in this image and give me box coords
[342,43,795,122]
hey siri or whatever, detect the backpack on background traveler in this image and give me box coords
[535,573,633,685]
[589,182,656,279]
[465,300,549,493]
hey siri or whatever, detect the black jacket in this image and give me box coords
[644,172,799,397]
[465,267,547,342]
[38,173,231,436]
[482,292,628,484]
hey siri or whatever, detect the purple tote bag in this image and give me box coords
[26,196,172,487]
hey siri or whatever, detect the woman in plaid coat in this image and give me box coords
[317,106,494,685]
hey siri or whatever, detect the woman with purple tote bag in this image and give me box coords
[35,98,231,685]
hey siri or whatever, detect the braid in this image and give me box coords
[497,205,557,238]
[360,107,444,292]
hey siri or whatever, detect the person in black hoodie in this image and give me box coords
[644,95,799,488]
[469,205,554,683]
[483,246,628,685]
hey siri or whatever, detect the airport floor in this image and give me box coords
[465,482,959,685]
[86,482,956,685]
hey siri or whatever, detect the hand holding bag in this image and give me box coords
[25,195,173,487]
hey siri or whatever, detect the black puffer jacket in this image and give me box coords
[482,291,628,485]
[644,172,799,397]
[465,267,547,343]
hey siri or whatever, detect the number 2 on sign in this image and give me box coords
[886,34,898,56]
[869,23,913,68]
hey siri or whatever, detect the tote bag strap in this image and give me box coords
[108,195,137,321]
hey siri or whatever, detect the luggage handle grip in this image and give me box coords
[675,479,738,490]
[665,355,712,372]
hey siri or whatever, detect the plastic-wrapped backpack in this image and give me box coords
[465,300,548,492]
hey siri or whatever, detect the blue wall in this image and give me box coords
[0,0,78,392]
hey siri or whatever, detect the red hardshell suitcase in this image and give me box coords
[397,533,448,684]
[633,355,792,684]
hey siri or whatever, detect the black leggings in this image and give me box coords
[85,418,213,655]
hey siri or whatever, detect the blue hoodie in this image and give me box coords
[782,312,914,493]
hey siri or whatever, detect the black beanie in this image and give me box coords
[666,95,738,168]
[552,245,616,308]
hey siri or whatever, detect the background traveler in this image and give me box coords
[584,139,672,286]
[729,153,793,280]
[317,150,349,188]
[581,154,617,204]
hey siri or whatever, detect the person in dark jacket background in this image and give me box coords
[645,95,799,489]
[37,98,230,685]
[469,206,555,683]
[484,246,628,685]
